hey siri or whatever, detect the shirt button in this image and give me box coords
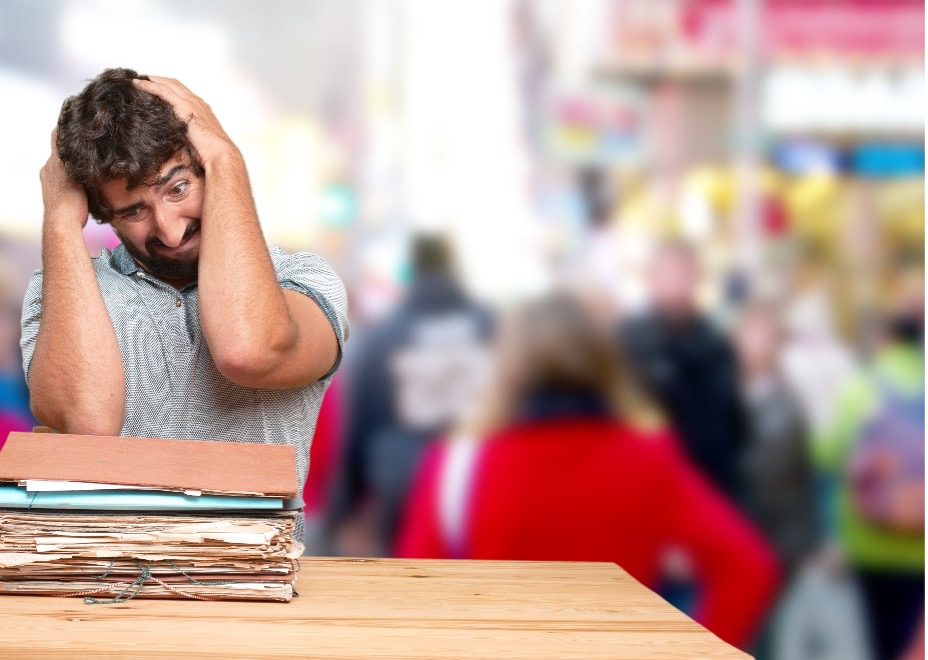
[175,298,182,308]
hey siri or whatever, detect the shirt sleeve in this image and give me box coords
[270,248,350,380]
[19,269,43,384]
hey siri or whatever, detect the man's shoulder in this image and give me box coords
[267,246,334,272]
[267,246,346,298]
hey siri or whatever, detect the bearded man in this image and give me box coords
[22,69,349,526]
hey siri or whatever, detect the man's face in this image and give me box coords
[648,249,699,318]
[735,311,780,375]
[101,153,203,285]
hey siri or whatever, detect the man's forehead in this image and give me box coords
[101,155,190,201]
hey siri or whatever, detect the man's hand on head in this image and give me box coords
[133,76,238,168]
[40,128,89,230]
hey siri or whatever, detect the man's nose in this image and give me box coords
[153,210,187,248]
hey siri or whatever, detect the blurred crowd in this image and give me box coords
[0,1,922,659]
[300,233,923,659]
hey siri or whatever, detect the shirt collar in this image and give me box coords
[109,243,199,292]
[110,243,139,276]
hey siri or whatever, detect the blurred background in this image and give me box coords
[0,1,923,658]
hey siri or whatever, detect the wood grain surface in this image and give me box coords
[0,558,750,659]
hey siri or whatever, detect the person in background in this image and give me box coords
[301,374,344,554]
[780,289,859,440]
[396,293,780,651]
[0,263,33,446]
[325,235,494,556]
[619,240,748,504]
[814,268,924,660]
[734,301,818,576]
[733,301,820,660]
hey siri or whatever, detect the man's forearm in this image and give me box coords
[30,223,125,434]
[197,148,298,378]
[131,76,339,387]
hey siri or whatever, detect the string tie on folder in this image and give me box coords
[53,557,240,604]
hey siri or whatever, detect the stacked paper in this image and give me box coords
[0,433,302,602]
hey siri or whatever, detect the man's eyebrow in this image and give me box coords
[151,164,189,188]
[113,201,145,217]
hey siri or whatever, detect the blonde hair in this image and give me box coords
[464,293,663,435]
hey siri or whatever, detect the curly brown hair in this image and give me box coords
[56,67,204,223]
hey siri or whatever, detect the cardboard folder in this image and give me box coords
[0,433,298,498]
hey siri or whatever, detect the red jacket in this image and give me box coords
[303,376,343,517]
[396,418,780,650]
[0,412,30,453]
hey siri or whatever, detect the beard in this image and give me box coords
[117,219,201,282]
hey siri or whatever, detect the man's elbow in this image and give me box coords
[212,342,333,389]
[31,396,124,437]
[213,346,269,387]
[212,338,295,388]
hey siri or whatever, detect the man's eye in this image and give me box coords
[170,181,188,196]
[118,206,147,222]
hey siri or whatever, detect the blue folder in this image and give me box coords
[0,486,283,511]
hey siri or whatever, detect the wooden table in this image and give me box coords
[0,558,749,659]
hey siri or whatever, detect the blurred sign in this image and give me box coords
[852,144,924,178]
[763,66,924,134]
[774,141,843,176]
[682,0,924,60]
[544,86,647,166]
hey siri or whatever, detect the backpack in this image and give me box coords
[847,375,925,532]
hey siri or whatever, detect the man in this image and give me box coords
[618,240,747,503]
[21,69,349,532]
[733,302,817,576]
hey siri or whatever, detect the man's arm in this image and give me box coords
[27,130,126,435]
[134,77,339,389]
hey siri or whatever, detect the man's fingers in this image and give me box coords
[133,78,203,125]
[138,76,196,105]
[133,77,175,99]
[149,75,191,94]
[133,78,194,120]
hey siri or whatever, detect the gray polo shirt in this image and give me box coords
[20,243,349,532]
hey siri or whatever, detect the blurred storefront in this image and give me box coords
[506,0,923,341]
[0,0,920,338]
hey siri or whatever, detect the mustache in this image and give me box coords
[146,219,201,253]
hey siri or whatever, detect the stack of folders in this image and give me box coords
[0,432,302,602]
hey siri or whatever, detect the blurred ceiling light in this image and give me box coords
[59,0,231,74]
[397,0,549,301]
[0,71,61,237]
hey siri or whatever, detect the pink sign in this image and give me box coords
[681,0,924,58]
